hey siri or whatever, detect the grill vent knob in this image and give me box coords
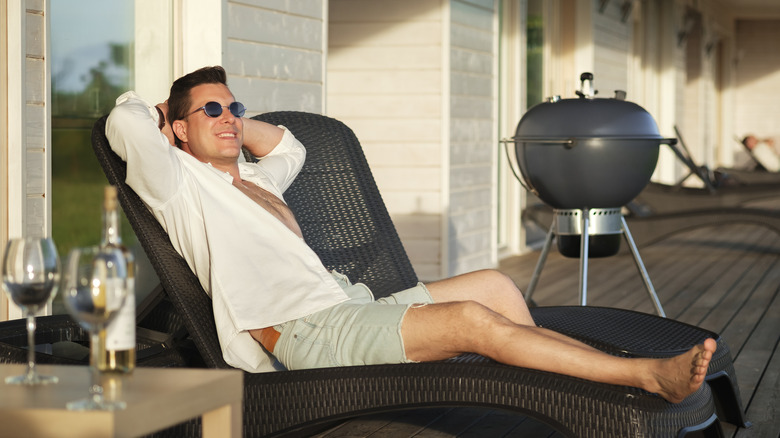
[576,72,597,98]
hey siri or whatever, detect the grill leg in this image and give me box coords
[525,217,556,304]
[579,209,590,306]
[621,216,666,317]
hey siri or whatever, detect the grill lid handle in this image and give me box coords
[576,72,597,98]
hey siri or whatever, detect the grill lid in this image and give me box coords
[507,73,677,209]
[513,73,666,143]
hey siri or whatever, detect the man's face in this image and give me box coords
[173,83,244,165]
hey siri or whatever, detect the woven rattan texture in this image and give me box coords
[253,111,418,298]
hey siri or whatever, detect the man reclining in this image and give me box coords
[106,66,715,404]
[739,135,780,172]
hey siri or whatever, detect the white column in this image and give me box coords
[180,0,224,75]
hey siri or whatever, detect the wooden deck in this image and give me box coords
[314,220,780,437]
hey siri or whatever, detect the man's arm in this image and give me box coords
[155,101,176,146]
[106,92,182,207]
[242,118,285,158]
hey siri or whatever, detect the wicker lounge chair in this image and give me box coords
[2,112,737,437]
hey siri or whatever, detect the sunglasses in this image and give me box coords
[188,101,246,118]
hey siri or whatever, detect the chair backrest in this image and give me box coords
[91,111,419,369]
[253,111,418,297]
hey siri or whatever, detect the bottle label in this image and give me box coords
[106,278,136,350]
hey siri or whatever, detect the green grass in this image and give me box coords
[51,125,138,262]
[52,180,137,254]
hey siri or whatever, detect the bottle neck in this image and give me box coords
[101,208,122,246]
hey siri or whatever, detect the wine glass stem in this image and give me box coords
[89,330,104,403]
[25,311,37,378]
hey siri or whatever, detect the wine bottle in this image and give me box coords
[97,185,136,373]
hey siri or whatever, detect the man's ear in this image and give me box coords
[172,120,188,143]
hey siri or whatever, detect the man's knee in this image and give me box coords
[470,269,524,299]
[452,300,505,332]
[468,269,534,325]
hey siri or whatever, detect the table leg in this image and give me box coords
[202,402,242,438]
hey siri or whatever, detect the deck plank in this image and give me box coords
[726,277,780,438]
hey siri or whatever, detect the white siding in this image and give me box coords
[328,0,499,280]
[22,2,50,240]
[679,9,721,172]
[3,1,50,320]
[0,0,8,320]
[734,20,780,142]
[591,0,631,99]
[225,0,326,115]
[448,0,497,276]
[328,0,445,280]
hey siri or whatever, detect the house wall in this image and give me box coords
[591,0,631,95]
[584,0,731,186]
[164,1,326,115]
[327,0,445,281]
[3,0,50,320]
[327,0,499,280]
[447,0,497,275]
[7,0,50,241]
[224,0,327,115]
[574,0,682,184]
[733,19,780,142]
[1,0,8,320]
[679,6,723,171]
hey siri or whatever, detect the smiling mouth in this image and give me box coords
[218,133,237,139]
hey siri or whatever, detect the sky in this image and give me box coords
[50,0,135,92]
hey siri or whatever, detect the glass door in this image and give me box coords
[50,0,165,313]
[51,0,136,260]
[497,0,547,258]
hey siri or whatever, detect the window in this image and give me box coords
[51,0,135,255]
[526,0,544,109]
[50,1,149,314]
[497,0,547,257]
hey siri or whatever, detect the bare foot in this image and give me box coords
[646,338,717,403]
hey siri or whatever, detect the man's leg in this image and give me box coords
[424,269,534,324]
[405,270,716,403]
[425,270,600,350]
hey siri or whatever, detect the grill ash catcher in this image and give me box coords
[504,73,677,317]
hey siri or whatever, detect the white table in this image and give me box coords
[0,363,243,438]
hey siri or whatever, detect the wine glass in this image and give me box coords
[61,245,128,411]
[2,237,60,385]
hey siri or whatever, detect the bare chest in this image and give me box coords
[233,179,303,239]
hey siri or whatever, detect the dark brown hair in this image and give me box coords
[167,66,228,147]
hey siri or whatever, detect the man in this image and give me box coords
[740,135,780,172]
[107,66,715,404]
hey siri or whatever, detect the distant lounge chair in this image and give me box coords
[2,112,747,437]
[631,127,780,215]
[607,127,780,246]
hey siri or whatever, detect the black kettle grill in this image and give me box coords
[506,73,677,316]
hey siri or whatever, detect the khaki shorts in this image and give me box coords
[271,271,434,370]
